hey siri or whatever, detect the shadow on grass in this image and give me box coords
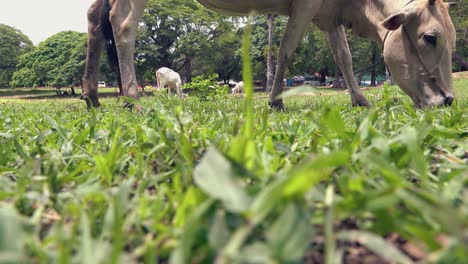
[0,87,142,100]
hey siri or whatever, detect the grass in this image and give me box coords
[0,87,122,99]
[0,79,467,263]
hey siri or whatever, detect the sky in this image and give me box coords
[0,0,95,45]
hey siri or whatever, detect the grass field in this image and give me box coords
[0,79,467,263]
[0,87,120,99]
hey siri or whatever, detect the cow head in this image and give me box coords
[381,0,456,107]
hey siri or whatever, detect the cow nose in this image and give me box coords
[444,96,454,106]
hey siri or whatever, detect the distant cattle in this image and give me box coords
[156,67,183,98]
[231,81,244,94]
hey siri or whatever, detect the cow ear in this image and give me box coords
[382,11,410,30]
[444,2,456,9]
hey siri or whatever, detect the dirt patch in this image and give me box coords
[453,71,468,79]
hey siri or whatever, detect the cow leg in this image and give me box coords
[176,82,183,98]
[167,83,172,95]
[156,73,161,89]
[269,0,323,110]
[82,0,105,108]
[159,80,167,94]
[109,0,148,106]
[326,26,370,107]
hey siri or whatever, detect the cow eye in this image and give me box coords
[423,34,437,47]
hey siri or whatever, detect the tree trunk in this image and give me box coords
[185,58,192,83]
[357,72,364,86]
[370,43,377,86]
[333,65,344,88]
[266,14,277,92]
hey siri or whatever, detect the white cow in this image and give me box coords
[231,81,244,94]
[156,67,183,98]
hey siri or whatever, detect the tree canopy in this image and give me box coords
[450,0,468,71]
[136,0,242,83]
[0,24,34,87]
[11,31,87,88]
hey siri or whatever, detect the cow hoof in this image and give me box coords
[123,102,134,109]
[269,100,285,111]
[352,97,371,107]
[123,102,143,112]
[81,95,101,109]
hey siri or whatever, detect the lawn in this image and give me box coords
[0,87,122,99]
[0,79,466,263]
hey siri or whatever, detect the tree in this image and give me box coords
[450,1,468,71]
[11,31,87,88]
[195,30,242,83]
[171,1,239,82]
[54,35,88,88]
[287,25,340,85]
[250,16,287,83]
[266,14,277,92]
[370,42,378,86]
[136,0,184,84]
[0,24,34,87]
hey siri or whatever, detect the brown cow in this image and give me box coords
[82,0,456,109]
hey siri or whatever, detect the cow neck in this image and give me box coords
[339,0,409,45]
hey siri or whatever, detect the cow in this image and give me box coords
[231,81,245,94]
[156,67,183,98]
[82,0,456,109]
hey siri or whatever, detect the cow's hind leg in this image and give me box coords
[269,0,323,110]
[326,26,370,107]
[82,0,105,108]
[109,0,148,107]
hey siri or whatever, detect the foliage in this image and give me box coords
[182,74,227,100]
[195,30,242,83]
[136,0,184,83]
[136,0,241,84]
[289,25,335,77]
[450,0,468,71]
[10,31,87,88]
[0,78,466,263]
[0,24,34,88]
[249,16,287,81]
[8,31,116,88]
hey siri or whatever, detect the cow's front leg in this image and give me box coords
[156,74,161,89]
[82,0,105,109]
[269,0,323,110]
[326,26,370,107]
[109,0,148,106]
[175,82,183,98]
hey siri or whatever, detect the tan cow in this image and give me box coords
[156,67,183,98]
[82,0,456,109]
